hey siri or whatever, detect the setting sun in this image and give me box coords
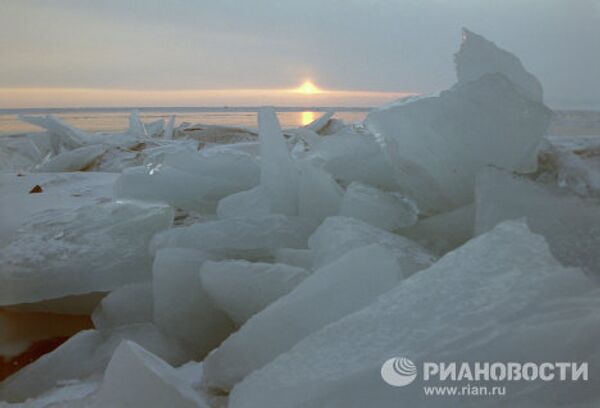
[295,80,322,95]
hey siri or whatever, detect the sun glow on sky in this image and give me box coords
[295,80,322,95]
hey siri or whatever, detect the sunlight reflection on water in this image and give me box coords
[301,111,316,126]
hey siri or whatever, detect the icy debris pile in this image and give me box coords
[228,221,599,408]
[202,244,404,390]
[1,28,600,408]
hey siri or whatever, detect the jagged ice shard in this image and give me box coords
[258,107,299,215]
[365,30,552,213]
[455,28,544,102]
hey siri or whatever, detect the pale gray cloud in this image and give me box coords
[1,0,599,107]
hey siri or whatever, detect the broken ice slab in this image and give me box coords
[0,201,173,306]
[272,248,313,270]
[228,221,595,408]
[163,115,176,140]
[339,182,418,231]
[308,216,435,275]
[152,248,234,358]
[0,323,188,402]
[365,74,552,213]
[114,165,221,212]
[475,167,600,277]
[88,341,208,408]
[399,203,474,256]
[258,107,299,215]
[216,186,272,219]
[0,136,45,172]
[199,260,310,324]
[308,127,398,190]
[128,110,148,138]
[144,118,165,138]
[114,149,260,212]
[92,283,153,331]
[150,214,316,259]
[18,115,89,153]
[202,244,402,391]
[455,29,544,102]
[297,160,343,224]
[217,157,343,224]
[34,144,109,172]
[0,172,118,249]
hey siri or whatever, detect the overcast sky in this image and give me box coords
[1,0,599,108]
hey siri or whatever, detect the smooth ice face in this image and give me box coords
[297,160,343,224]
[202,244,402,391]
[114,150,259,212]
[475,167,600,277]
[400,204,475,256]
[455,29,544,102]
[309,127,398,190]
[115,165,217,212]
[199,260,310,324]
[365,74,552,213]
[272,248,313,270]
[150,215,315,258]
[258,107,299,215]
[339,182,418,231]
[152,248,234,358]
[0,324,188,403]
[216,186,272,219]
[0,172,118,249]
[92,283,153,331]
[0,201,173,306]
[228,221,595,408]
[308,216,435,274]
[89,341,207,408]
